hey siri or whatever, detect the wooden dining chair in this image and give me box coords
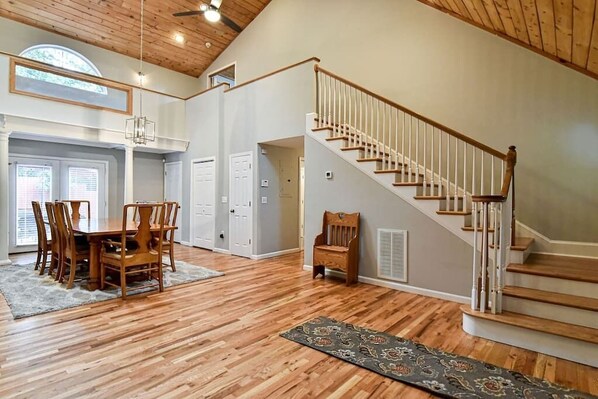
[31,201,51,272]
[43,202,61,277]
[100,203,166,299]
[54,202,90,289]
[62,200,91,220]
[153,201,179,272]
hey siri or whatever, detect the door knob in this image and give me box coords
[230,209,235,213]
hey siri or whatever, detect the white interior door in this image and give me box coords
[164,161,183,243]
[229,152,253,258]
[192,159,215,250]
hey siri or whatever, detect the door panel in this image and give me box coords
[229,153,252,258]
[192,160,215,250]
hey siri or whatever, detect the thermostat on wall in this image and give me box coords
[325,171,333,179]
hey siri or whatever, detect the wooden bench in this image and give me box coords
[313,211,360,285]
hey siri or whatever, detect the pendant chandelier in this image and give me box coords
[125,0,155,145]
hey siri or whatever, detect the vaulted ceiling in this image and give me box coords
[0,0,596,80]
[417,0,598,79]
[0,0,271,77]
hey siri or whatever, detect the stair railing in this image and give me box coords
[314,64,516,314]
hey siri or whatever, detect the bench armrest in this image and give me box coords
[314,232,326,246]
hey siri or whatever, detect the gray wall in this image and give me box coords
[197,0,598,242]
[257,143,304,254]
[166,62,313,254]
[304,135,472,296]
[9,138,164,217]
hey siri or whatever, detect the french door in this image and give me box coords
[8,156,107,253]
[229,152,253,258]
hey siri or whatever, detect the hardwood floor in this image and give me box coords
[1,245,596,398]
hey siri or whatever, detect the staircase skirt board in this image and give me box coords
[505,272,598,299]
[462,313,598,368]
[502,296,598,329]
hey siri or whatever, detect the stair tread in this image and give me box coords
[436,210,471,216]
[511,237,534,251]
[325,136,348,141]
[462,226,495,233]
[461,305,598,344]
[415,195,462,200]
[503,286,598,311]
[507,254,598,283]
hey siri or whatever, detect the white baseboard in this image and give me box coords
[213,247,231,255]
[252,248,301,260]
[0,259,12,266]
[302,265,469,304]
[179,241,192,247]
[516,221,598,259]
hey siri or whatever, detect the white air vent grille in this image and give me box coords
[377,229,407,282]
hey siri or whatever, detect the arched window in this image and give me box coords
[18,45,107,94]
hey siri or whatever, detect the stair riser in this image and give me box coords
[462,314,598,367]
[505,272,598,299]
[439,198,464,212]
[502,297,598,329]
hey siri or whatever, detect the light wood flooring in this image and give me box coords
[1,245,596,398]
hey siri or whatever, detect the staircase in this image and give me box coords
[308,65,598,367]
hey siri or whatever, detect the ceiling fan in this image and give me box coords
[173,0,243,33]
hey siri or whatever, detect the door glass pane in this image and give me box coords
[68,167,99,219]
[16,164,52,246]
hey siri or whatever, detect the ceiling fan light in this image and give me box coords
[204,9,221,22]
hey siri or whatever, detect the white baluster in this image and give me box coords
[480,153,485,195]
[382,102,386,169]
[415,119,419,183]
[408,115,413,182]
[423,123,427,192]
[463,142,467,213]
[395,108,399,169]
[480,202,489,313]
[438,130,442,197]
[471,201,479,310]
[401,112,406,182]
[446,134,450,205]
[491,203,500,314]
[454,137,458,212]
[491,156,495,195]
[431,126,435,196]
[343,82,347,140]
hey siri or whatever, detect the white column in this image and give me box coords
[124,143,135,204]
[0,121,11,266]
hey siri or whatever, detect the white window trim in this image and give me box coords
[207,61,236,88]
[20,44,103,77]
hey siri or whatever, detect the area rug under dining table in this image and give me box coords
[281,316,596,399]
[0,260,224,319]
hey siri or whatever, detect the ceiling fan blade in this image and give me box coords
[220,14,242,33]
[210,0,223,9]
[173,10,204,17]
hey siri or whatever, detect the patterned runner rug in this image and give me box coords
[0,260,224,319]
[281,316,596,399]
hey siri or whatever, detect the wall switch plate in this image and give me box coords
[325,171,333,179]
[261,179,269,187]
[221,196,228,203]
[261,196,268,204]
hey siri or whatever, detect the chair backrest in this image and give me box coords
[122,203,166,259]
[131,201,159,223]
[163,201,179,241]
[45,202,60,250]
[54,202,76,255]
[321,211,360,247]
[31,201,47,247]
[62,200,91,220]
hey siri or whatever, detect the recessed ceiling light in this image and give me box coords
[205,42,212,49]
[174,33,185,43]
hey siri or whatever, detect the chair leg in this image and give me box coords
[158,262,164,292]
[34,248,41,270]
[100,261,105,290]
[39,249,49,275]
[169,248,176,272]
[66,259,77,289]
[120,267,127,300]
[48,253,57,276]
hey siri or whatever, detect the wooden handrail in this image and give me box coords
[315,65,506,159]
[226,57,320,93]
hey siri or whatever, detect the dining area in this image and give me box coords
[31,199,180,299]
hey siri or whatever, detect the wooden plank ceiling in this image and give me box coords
[417,0,598,79]
[0,0,271,77]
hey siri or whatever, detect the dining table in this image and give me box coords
[69,218,176,291]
